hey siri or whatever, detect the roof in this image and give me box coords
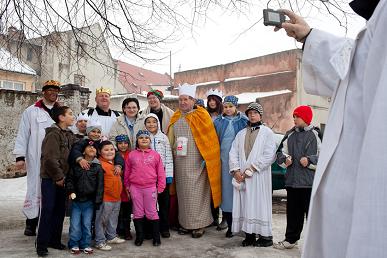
[116,60,170,93]
[0,48,36,75]
[235,90,292,104]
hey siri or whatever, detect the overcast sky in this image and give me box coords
[111,2,366,76]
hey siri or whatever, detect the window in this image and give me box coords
[74,74,85,86]
[76,42,87,58]
[27,48,33,61]
[0,80,25,91]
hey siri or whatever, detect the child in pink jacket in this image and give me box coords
[124,130,166,247]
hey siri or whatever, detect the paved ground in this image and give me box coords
[0,177,303,258]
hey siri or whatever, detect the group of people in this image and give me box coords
[14,78,322,257]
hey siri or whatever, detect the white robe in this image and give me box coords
[13,104,54,219]
[229,125,276,236]
[302,2,387,257]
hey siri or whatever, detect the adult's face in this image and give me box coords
[247,110,261,124]
[42,88,59,103]
[123,101,139,118]
[179,95,195,113]
[147,95,161,110]
[95,93,110,110]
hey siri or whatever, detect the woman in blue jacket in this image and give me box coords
[214,96,248,238]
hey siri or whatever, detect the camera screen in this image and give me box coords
[268,12,281,22]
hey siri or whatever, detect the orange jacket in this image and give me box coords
[99,157,122,202]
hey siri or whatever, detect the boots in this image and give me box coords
[24,218,39,236]
[133,219,144,246]
[152,220,161,246]
[242,233,256,247]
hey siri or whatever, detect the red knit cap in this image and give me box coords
[293,106,313,125]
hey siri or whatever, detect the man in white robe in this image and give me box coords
[84,87,120,138]
[13,80,61,236]
[277,1,387,257]
[229,102,276,247]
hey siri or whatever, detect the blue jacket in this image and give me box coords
[214,112,248,143]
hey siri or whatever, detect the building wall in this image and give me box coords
[174,50,330,134]
[0,70,37,91]
[0,86,90,178]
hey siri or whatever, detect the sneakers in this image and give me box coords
[70,247,81,255]
[83,247,93,254]
[95,242,112,251]
[273,240,297,250]
[107,237,125,244]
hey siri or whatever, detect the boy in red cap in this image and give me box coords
[273,105,322,250]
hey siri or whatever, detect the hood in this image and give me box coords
[144,113,162,135]
[45,123,61,134]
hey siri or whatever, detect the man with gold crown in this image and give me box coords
[14,80,61,236]
[167,83,221,238]
[83,87,120,138]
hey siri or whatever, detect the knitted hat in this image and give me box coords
[245,102,263,116]
[76,112,89,122]
[147,89,164,100]
[115,134,130,143]
[42,80,61,91]
[195,99,205,107]
[223,95,238,106]
[82,140,97,153]
[293,105,313,125]
[136,130,151,138]
[86,120,102,135]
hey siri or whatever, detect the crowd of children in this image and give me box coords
[35,93,320,256]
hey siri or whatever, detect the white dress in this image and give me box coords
[229,125,276,236]
[302,1,387,257]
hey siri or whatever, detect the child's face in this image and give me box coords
[293,115,308,128]
[247,110,261,124]
[100,144,116,161]
[117,141,129,152]
[208,98,217,109]
[83,145,97,158]
[223,103,237,116]
[137,136,151,149]
[60,109,75,127]
[145,117,158,134]
[88,129,101,141]
[76,120,88,133]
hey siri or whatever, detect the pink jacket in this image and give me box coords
[124,148,166,193]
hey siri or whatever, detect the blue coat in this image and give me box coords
[214,112,248,212]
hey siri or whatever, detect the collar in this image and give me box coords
[34,99,59,114]
[136,147,151,153]
[349,0,379,20]
[95,106,112,116]
[295,124,314,132]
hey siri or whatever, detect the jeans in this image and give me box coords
[95,202,121,245]
[68,201,94,249]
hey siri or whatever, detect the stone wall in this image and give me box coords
[0,84,90,178]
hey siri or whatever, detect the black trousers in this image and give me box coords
[117,201,132,235]
[158,185,170,233]
[36,178,66,249]
[285,187,312,244]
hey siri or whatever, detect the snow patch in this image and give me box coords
[236,90,292,104]
[0,48,36,75]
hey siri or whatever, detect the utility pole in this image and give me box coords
[169,50,172,94]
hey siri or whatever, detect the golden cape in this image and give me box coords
[167,106,222,207]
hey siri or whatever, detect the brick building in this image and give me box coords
[173,49,330,134]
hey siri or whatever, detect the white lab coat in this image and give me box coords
[302,1,387,257]
[13,104,54,219]
[84,108,119,138]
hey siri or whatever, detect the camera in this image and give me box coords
[263,9,286,27]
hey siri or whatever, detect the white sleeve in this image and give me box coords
[13,108,31,158]
[251,130,277,173]
[302,29,355,97]
[229,132,241,173]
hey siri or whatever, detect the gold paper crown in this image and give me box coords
[96,87,112,95]
[43,80,61,87]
